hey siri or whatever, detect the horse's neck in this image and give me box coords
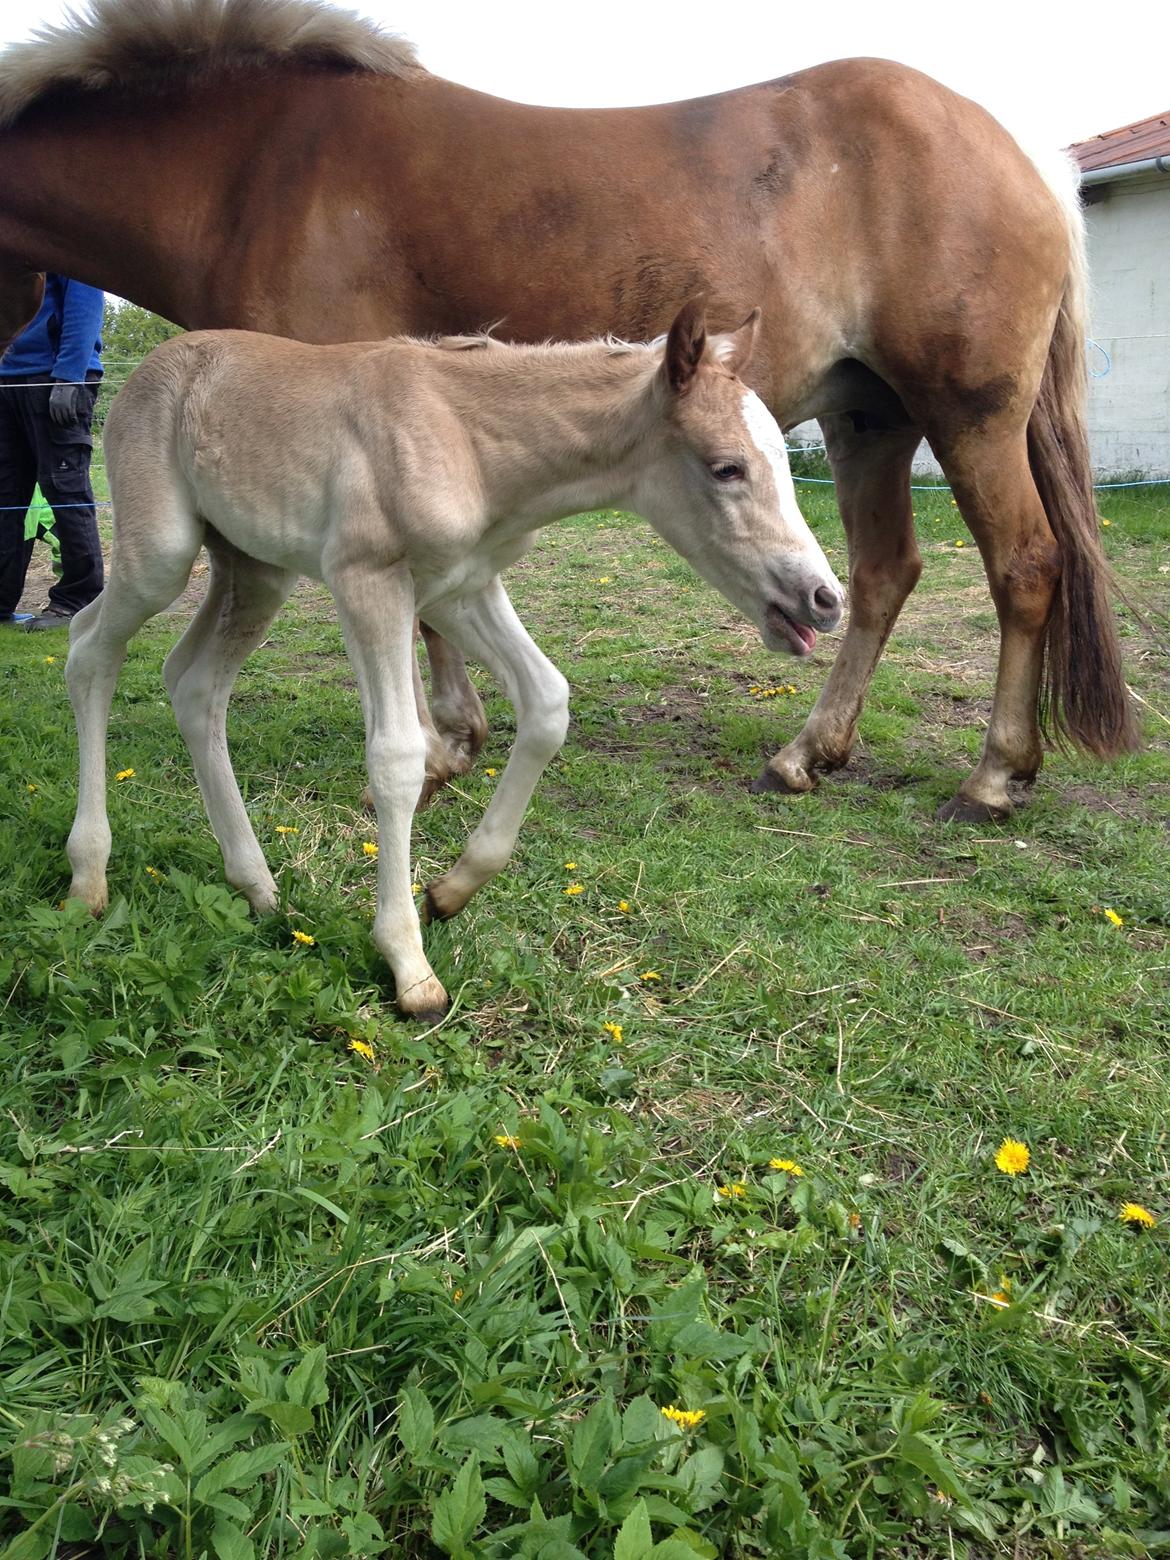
[451,353,659,520]
[0,99,216,325]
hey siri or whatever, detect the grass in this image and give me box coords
[1,465,1168,1557]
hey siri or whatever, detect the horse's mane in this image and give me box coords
[0,0,418,127]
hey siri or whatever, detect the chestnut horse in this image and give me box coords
[0,0,1137,824]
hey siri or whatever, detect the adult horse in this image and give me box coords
[0,0,1136,822]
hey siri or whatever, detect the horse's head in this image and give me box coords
[634,298,844,656]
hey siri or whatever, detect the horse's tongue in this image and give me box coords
[795,623,817,652]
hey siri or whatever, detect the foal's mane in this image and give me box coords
[0,0,418,128]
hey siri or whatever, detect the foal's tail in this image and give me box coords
[1027,194,1140,757]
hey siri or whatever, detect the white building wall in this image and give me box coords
[1083,171,1170,476]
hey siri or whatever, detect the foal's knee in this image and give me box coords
[525,669,570,758]
[366,729,428,813]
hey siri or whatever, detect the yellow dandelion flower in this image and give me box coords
[44,655,56,665]
[494,1133,522,1149]
[145,866,161,879]
[1103,907,1123,927]
[275,825,298,835]
[617,899,631,913]
[640,970,661,982]
[348,1038,375,1063]
[602,1020,623,1043]
[787,685,796,695]
[26,783,37,793]
[768,1158,804,1176]
[954,539,965,548]
[660,1404,706,1429]
[597,575,611,584]
[412,882,422,895]
[362,841,378,856]
[564,882,583,896]
[989,1278,1013,1306]
[717,1182,747,1199]
[994,1137,1030,1176]
[292,930,316,946]
[485,767,498,777]
[1120,1202,1156,1228]
[1101,518,1112,527]
[564,861,577,871]
[452,1287,464,1303]
[848,1211,862,1232]
[115,768,135,781]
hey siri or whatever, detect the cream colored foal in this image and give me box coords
[64,300,843,1018]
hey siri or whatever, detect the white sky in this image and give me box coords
[1,0,1167,152]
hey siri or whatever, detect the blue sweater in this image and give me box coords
[0,274,104,382]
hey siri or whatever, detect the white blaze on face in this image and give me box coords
[740,390,804,530]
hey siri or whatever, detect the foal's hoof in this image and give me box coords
[421,879,464,924]
[935,794,1010,824]
[67,883,107,917]
[396,975,450,1024]
[751,763,812,796]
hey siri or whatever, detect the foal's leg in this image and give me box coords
[327,558,447,1019]
[163,543,297,910]
[66,506,202,912]
[755,418,924,794]
[929,429,1059,822]
[419,577,569,921]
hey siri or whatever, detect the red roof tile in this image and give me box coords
[1069,110,1170,173]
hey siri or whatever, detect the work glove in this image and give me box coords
[48,381,80,427]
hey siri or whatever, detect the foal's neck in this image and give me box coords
[442,345,661,524]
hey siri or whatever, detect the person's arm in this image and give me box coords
[48,280,104,426]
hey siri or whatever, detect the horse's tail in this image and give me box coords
[1027,173,1139,758]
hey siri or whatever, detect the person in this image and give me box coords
[0,274,105,629]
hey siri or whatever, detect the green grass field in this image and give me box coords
[1,466,1168,1557]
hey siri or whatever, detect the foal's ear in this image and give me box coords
[712,307,761,377]
[664,296,708,395]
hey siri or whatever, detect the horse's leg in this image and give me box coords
[66,500,202,912]
[327,557,447,1020]
[164,542,297,911]
[754,418,923,794]
[420,622,489,775]
[419,576,569,921]
[929,429,1058,822]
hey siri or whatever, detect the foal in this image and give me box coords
[64,300,843,1018]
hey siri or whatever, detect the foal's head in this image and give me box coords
[634,299,844,655]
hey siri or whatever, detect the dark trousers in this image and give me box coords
[0,372,104,616]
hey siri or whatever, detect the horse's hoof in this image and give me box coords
[751,764,810,795]
[936,795,1010,824]
[415,772,446,812]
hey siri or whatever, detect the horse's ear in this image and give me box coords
[664,297,708,394]
[713,307,761,377]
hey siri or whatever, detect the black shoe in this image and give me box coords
[24,606,75,632]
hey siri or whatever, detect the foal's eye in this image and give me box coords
[709,461,744,482]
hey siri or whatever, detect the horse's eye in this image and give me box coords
[709,461,744,482]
